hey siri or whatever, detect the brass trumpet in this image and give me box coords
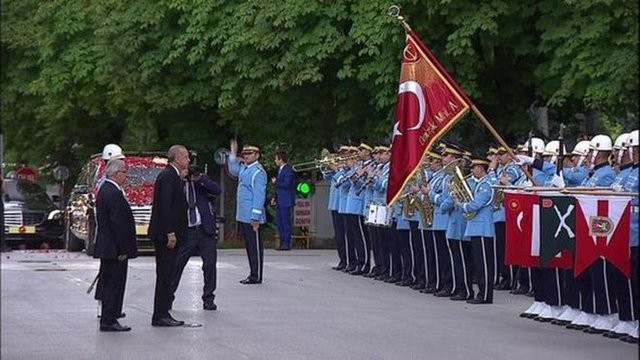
[443,159,476,220]
[292,152,359,172]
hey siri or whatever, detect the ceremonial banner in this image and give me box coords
[539,195,574,269]
[504,191,540,267]
[574,195,632,277]
[387,31,471,205]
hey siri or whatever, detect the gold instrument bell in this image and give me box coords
[443,158,476,220]
[291,148,359,172]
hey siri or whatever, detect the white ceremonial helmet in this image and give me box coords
[613,133,629,150]
[523,137,545,154]
[571,140,591,156]
[102,143,125,160]
[571,140,591,167]
[588,134,612,168]
[627,130,639,147]
[543,140,566,163]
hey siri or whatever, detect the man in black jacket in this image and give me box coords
[94,159,138,332]
[149,145,190,327]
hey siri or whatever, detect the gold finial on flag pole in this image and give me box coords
[387,5,412,32]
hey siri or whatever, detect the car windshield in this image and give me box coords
[124,166,163,187]
[3,180,55,210]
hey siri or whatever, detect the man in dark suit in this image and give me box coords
[170,166,222,311]
[94,159,138,332]
[149,145,189,327]
[273,149,296,250]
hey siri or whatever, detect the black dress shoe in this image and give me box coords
[363,272,379,278]
[583,327,606,334]
[410,283,426,290]
[467,298,492,304]
[152,316,184,327]
[510,287,529,295]
[100,322,131,332]
[343,266,357,273]
[98,312,126,319]
[396,280,414,287]
[420,287,436,294]
[384,277,400,283]
[551,319,570,326]
[203,300,217,311]
[434,289,452,297]
[525,290,535,297]
[349,269,365,275]
[619,335,639,344]
[603,331,625,338]
[449,293,472,301]
[239,278,262,284]
[567,324,589,330]
[375,275,389,281]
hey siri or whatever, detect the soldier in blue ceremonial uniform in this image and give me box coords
[420,150,444,294]
[457,156,495,304]
[336,146,358,272]
[568,135,618,332]
[563,140,591,187]
[609,130,639,343]
[428,143,456,296]
[227,140,267,284]
[370,143,393,280]
[324,145,351,270]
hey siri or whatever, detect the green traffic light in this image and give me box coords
[297,181,312,195]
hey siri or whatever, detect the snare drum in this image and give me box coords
[371,204,392,227]
[365,203,379,226]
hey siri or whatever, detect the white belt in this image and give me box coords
[632,206,639,213]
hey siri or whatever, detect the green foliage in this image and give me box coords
[1,0,638,182]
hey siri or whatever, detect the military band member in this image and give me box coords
[371,143,393,280]
[336,146,358,272]
[420,151,444,294]
[227,141,267,285]
[361,148,383,278]
[428,143,456,296]
[457,157,495,304]
[344,142,373,275]
[562,140,591,187]
[324,147,346,270]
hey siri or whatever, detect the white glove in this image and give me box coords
[515,155,534,166]
[550,173,565,188]
[520,180,533,187]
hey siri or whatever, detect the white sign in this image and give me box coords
[294,198,312,227]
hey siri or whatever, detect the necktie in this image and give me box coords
[187,182,197,226]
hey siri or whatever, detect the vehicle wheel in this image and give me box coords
[65,225,84,252]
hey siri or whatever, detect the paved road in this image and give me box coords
[1,249,637,360]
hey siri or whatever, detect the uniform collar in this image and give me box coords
[105,179,123,192]
[592,162,609,171]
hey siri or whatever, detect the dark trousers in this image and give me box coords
[276,205,293,248]
[577,271,594,313]
[516,267,532,291]
[409,221,426,285]
[450,239,474,298]
[424,230,438,289]
[171,226,217,303]
[153,239,178,320]
[563,269,581,308]
[536,267,564,306]
[608,254,635,320]
[346,214,369,271]
[239,221,264,282]
[494,222,509,285]
[368,224,381,274]
[589,258,618,315]
[471,236,495,302]
[389,225,402,279]
[397,229,414,283]
[434,230,453,292]
[99,259,128,325]
[332,211,347,267]
[342,213,357,268]
[377,226,391,276]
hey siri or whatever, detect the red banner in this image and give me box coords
[386,31,471,205]
[504,191,540,267]
[574,195,631,277]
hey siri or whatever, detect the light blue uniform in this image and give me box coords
[345,161,367,216]
[441,173,468,241]
[372,163,390,204]
[324,169,340,211]
[336,167,352,214]
[428,169,449,231]
[227,155,267,224]
[533,160,555,186]
[622,165,639,247]
[461,175,495,238]
[611,164,633,191]
[563,165,588,187]
[581,162,616,187]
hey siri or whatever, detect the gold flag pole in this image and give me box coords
[387,5,535,185]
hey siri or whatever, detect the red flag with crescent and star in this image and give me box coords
[387,30,472,205]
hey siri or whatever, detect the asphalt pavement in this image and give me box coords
[1,249,637,360]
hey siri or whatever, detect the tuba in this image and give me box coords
[443,159,476,220]
[401,165,433,227]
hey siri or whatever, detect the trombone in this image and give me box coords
[292,152,359,172]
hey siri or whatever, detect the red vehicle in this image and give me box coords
[65,153,167,254]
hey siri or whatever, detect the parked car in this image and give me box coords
[65,153,167,255]
[2,179,64,249]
